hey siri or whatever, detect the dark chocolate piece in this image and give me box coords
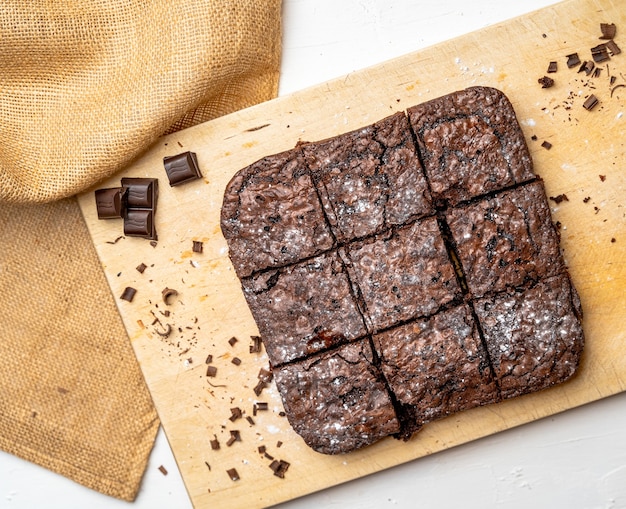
[542,140,552,150]
[538,76,554,88]
[120,286,137,302]
[136,262,147,273]
[121,178,158,210]
[407,86,535,206]
[163,151,202,186]
[549,194,569,204]
[229,407,242,421]
[210,437,220,450]
[226,468,240,481]
[474,274,584,399]
[192,240,203,253]
[206,365,217,377]
[158,465,168,475]
[124,209,157,240]
[270,459,290,478]
[249,335,262,353]
[591,44,610,63]
[566,53,581,68]
[606,39,621,56]
[274,340,399,454]
[600,22,616,40]
[547,61,557,73]
[95,187,126,219]
[231,357,241,366]
[583,94,599,111]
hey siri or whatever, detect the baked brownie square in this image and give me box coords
[407,86,534,206]
[274,339,400,454]
[446,180,564,298]
[221,148,334,278]
[343,216,460,332]
[303,112,433,243]
[473,274,584,399]
[373,304,498,432]
[241,250,367,366]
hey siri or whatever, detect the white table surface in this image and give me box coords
[2,1,625,508]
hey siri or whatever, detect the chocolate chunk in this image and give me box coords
[583,94,599,111]
[538,76,554,88]
[95,187,127,219]
[270,459,290,478]
[192,240,203,253]
[249,335,262,353]
[161,287,178,304]
[566,53,581,68]
[226,468,240,481]
[541,141,552,150]
[121,178,158,210]
[591,44,610,63]
[206,365,217,377]
[547,61,557,73]
[228,336,238,347]
[231,357,242,366]
[606,39,621,56]
[163,151,203,186]
[124,209,157,240]
[229,407,242,421]
[600,23,617,40]
[205,354,213,364]
[210,436,220,450]
[136,262,147,273]
[120,286,137,302]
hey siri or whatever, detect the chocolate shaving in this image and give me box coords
[611,84,626,97]
[226,430,241,446]
[591,44,610,63]
[549,194,569,204]
[269,459,290,479]
[226,468,240,481]
[547,61,557,73]
[246,416,255,425]
[155,323,172,338]
[253,380,267,396]
[161,287,178,304]
[583,94,599,110]
[606,40,621,56]
[120,287,137,302]
[229,407,242,422]
[600,23,617,40]
[249,335,263,353]
[538,76,554,88]
[566,53,581,68]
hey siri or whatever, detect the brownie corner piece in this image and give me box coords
[474,273,584,399]
[220,148,334,278]
[407,86,534,206]
[274,340,400,454]
[446,180,564,298]
[302,111,433,243]
[242,250,367,366]
[373,303,499,429]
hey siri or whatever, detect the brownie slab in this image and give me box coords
[446,180,565,298]
[303,112,433,243]
[242,251,367,366]
[221,148,334,278]
[343,216,460,332]
[273,340,400,454]
[373,304,499,432]
[407,86,534,206]
[473,274,584,399]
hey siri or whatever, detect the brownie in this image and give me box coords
[241,251,367,366]
[303,112,433,243]
[373,304,498,432]
[221,148,334,278]
[446,180,565,298]
[343,216,460,332]
[407,86,535,207]
[273,340,400,454]
[473,274,584,399]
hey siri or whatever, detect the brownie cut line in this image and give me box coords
[220,86,584,455]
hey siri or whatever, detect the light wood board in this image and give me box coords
[78,0,626,507]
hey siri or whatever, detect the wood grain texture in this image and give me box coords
[78,0,626,507]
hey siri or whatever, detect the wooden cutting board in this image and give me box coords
[78,0,626,506]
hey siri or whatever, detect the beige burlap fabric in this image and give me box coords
[0,0,281,501]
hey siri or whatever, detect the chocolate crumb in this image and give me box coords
[547,61,557,73]
[599,174,607,181]
[566,53,581,68]
[583,196,591,203]
[158,465,168,476]
[538,76,555,88]
[264,452,275,461]
[192,240,204,253]
[150,240,158,248]
[541,141,552,150]
[600,23,617,40]
[228,336,238,347]
[205,461,211,471]
[531,134,538,141]
[136,263,147,273]
[277,441,283,448]
[226,468,240,481]
[206,365,218,377]
[611,238,617,243]
[583,94,599,110]
[549,194,569,204]
[120,287,137,302]
[231,357,242,366]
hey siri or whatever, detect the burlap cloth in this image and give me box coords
[0,0,281,501]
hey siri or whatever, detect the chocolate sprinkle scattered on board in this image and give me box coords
[591,44,610,63]
[120,287,137,302]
